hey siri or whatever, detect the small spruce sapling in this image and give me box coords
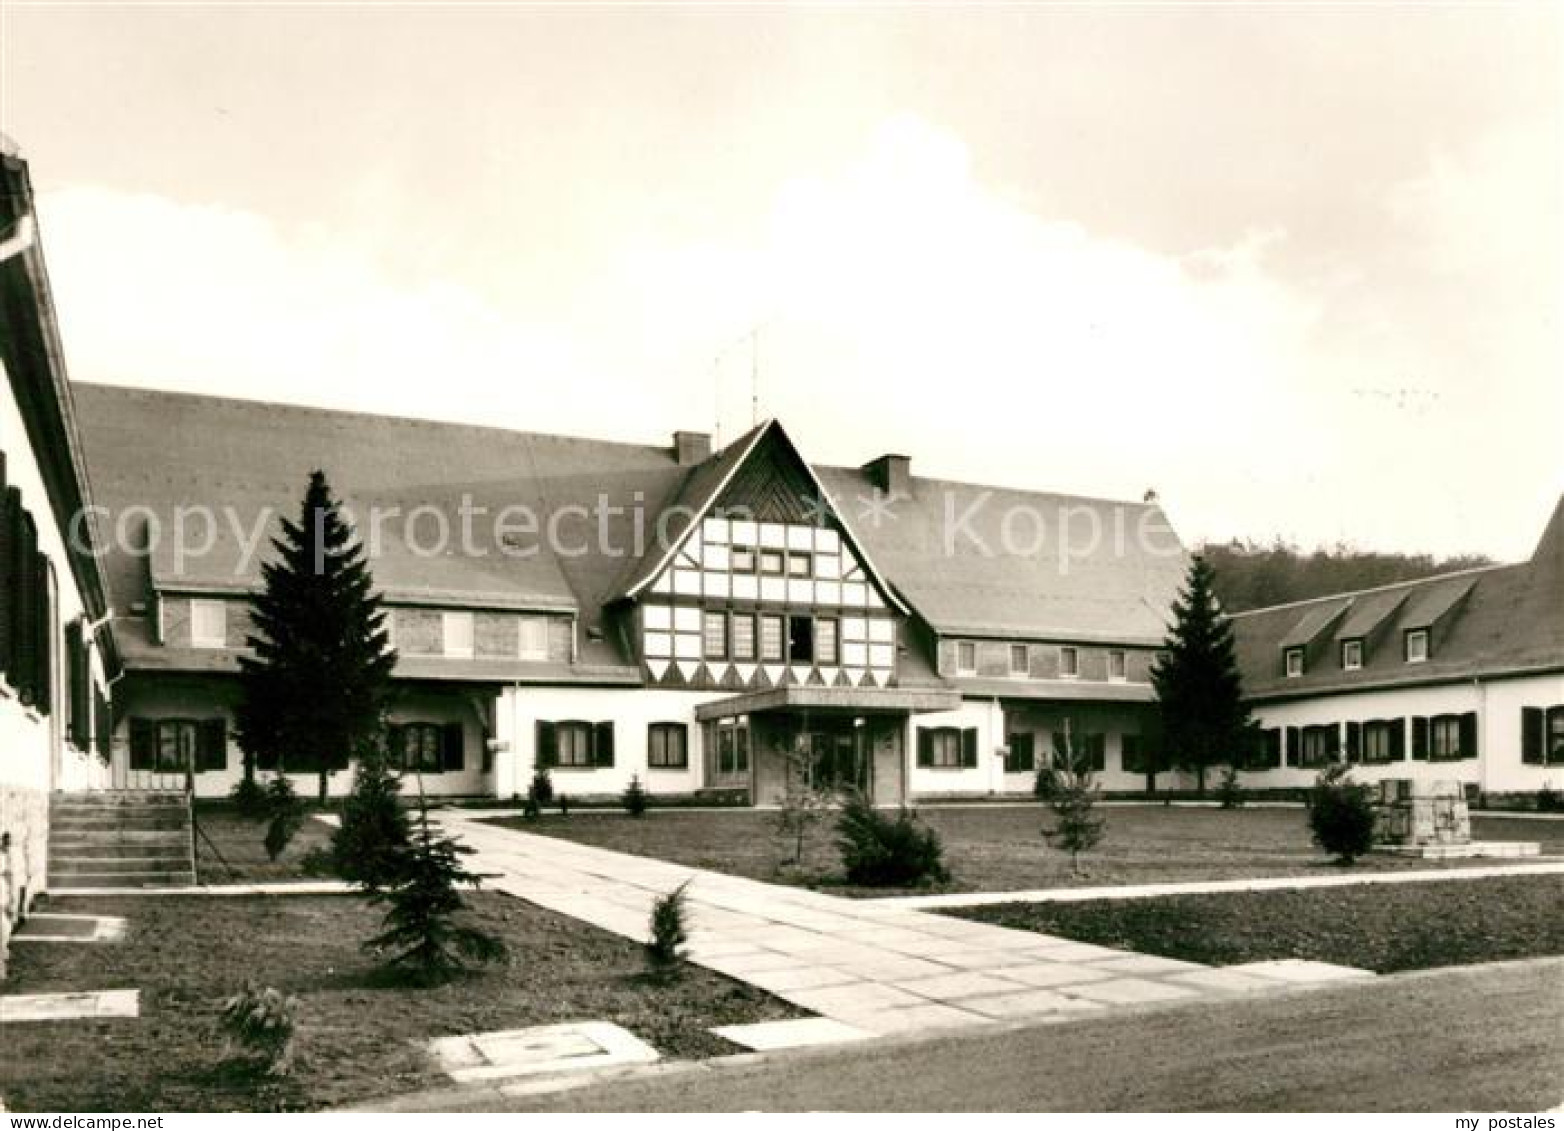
[330,733,411,890]
[645,880,691,980]
[262,774,306,862]
[622,774,649,818]
[774,738,832,868]
[363,801,507,985]
[1041,723,1106,875]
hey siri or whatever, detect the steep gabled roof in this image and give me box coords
[1232,499,1564,700]
[617,419,909,615]
[813,467,1188,645]
[75,383,1190,662]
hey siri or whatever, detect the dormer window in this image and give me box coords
[956,641,977,675]
[1285,647,1304,678]
[1108,650,1127,682]
[190,599,227,649]
[1405,629,1429,664]
[1341,639,1363,671]
[1009,644,1028,676]
[443,611,474,658]
[1059,646,1079,678]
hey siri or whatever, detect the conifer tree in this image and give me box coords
[236,470,396,803]
[1150,555,1254,795]
[331,732,412,890]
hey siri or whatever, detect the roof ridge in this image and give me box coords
[817,463,1165,512]
[1228,560,1518,619]
[71,380,675,457]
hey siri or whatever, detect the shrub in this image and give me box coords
[1538,784,1562,814]
[1307,763,1376,864]
[331,743,411,890]
[1216,765,1245,809]
[1032,765,1059,803]
[645,880,691,980]
[219,981,299,1076]
[262,775,306,862]
[229,776,268,820]
[529,767,555,808]
[622,774,649,818]
[364,804,507,985]
[835,788,948,887]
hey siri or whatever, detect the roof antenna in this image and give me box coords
[751,325,760,427]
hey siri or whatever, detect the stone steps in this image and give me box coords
[49,791,196,890]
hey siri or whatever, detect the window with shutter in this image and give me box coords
[1429,714,1462,761]
[1522,707,1545,764]
[1284,726,1300,766]
[197,719,228,771]
[1547,706,1564,766]
[1345,721,1362,763]
[0,488,22,686]
[1411,716,1430,759]
[13,511,38,707]
[93,687,111,760]
[1390,717,1407,760]
[536,719,558,767]
[648,722,688,769]
[1004,732,1035,773]
[386,724,407,770]
[1121,732,1144,774]
[961,727,978,768]
[66,619,88,749]
[917,727,963,768]
[1458,712,1479,760]
[396,723,443,772]
[548,721,594,767]
[30,550,51,716]
[441,722,465,771]
[593,721,615,767]
[129,717,155,770]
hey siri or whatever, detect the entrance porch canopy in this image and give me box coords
[693,684,961,722]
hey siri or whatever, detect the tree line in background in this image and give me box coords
[1200,538,1492,613]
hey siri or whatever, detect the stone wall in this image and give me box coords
[0,783,48,980]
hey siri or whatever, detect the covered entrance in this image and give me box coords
[695,685,962,806]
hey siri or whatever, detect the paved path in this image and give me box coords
[877,859,1564,910]
[360,956,1564,1112]
[437,812,1355,1039]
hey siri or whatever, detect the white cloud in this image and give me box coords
[56,115,1551,556]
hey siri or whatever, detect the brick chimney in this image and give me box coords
[863,453,911,498]
[673,430,712,466]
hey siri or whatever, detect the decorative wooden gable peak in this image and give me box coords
[712,423,826,525]
[626,419,908,615]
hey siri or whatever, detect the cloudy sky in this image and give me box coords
[1,4,1558,559]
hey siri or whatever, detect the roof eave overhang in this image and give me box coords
[694,684,961,721]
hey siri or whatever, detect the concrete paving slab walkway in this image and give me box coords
[436,811,1365,1040]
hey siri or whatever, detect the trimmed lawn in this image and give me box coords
[4,894,802,1112]
[487,805,1563,895]
[948,874,1564,973]
[192,807,335,883]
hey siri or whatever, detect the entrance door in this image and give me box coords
[807,728,869,793]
